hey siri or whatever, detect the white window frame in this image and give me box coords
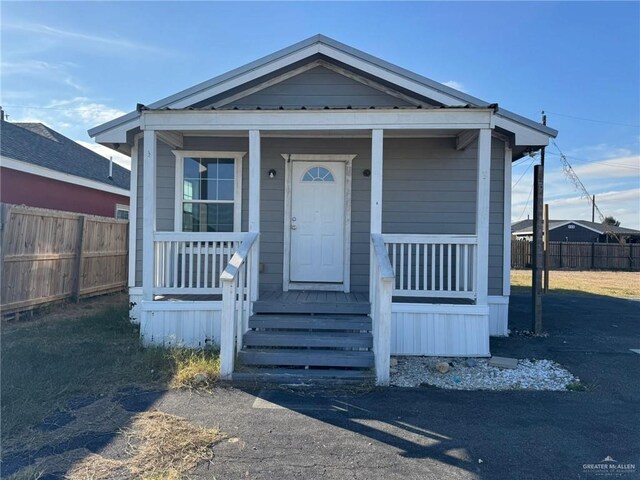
[173,150,244,232]
[115,203,130,220]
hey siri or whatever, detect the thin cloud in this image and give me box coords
[571,155,640,178]
[1,60,84,92]
[443,80,466,92]
[76,140,131,170]
[3,22,168,55]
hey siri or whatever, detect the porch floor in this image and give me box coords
[153,290,474,305]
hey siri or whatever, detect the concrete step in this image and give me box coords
[253,301,370,315]
[248,314,372,331]
[238,349,375,368]
[243,330,373,349]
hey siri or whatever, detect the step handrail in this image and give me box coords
[220,231,260,380]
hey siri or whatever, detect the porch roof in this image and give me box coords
[88,34,557,154]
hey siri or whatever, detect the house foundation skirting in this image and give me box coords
[137,300,499,357]
[391,303,491,357]
[139,300,223,348]
[488,295,509,337]
[129,287,143,324]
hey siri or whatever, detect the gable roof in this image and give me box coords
[1,119,130,190]
[511,219,640,236]
[89,34,557,148]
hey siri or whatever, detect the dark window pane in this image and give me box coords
[217,159,235,179]
[183,202,234,232]
[199,158,217,180]
[218,180,234,200]
[200,179,217,201]
[184,157,200,179]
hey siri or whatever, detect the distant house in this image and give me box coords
[1,114,130,218]
[511,219,640,243]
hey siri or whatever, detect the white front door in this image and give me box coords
[290,161,345,283]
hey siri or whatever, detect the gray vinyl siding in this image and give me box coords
[381,138,504,296]
[226,66,413,109]
[135,136,506,296]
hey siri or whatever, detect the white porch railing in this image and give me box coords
[153,232,246,295]
[382,234,477,299]
[370,234,394,386]
[219,232,259,379]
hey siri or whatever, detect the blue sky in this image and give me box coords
[2,1,639,227]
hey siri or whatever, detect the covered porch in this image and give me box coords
[132,107,500,385]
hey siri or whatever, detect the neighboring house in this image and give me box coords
[512,219,640,243]
[89,35,557,385]
[1,114,130,218]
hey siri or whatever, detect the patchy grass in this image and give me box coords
[566,382,588,392]
[511,270,640,298]
[65,411,224,480]
[1,294,220,445]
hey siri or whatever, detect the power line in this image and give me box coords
[512,157,535,188]
[517,183,534,221]
[546,151,640,170]
[545,110,640,128]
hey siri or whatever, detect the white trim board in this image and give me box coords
[282,154,355,293]
[172,150,245,232]
[1,155,129,196]
[140,109,496,132]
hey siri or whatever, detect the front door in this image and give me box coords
[290,161,345,283]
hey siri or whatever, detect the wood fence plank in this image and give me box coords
[511,240,640,271]
[1,204,128,315]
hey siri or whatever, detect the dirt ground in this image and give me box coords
[510,269,640,298]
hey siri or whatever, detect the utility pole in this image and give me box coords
[592,195,596,223]
[531,112,546,334]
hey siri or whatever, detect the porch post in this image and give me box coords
[142,130,157,301]
[370,129,384,302]
[503,144,513,296]
[128,135,139,289]
[248,130,261,301]
[475,128,492,305]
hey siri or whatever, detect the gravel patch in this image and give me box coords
[390,356,579,391]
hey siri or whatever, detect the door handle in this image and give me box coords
[291,224,297,230]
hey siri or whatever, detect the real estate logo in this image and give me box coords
[582,456,636,477]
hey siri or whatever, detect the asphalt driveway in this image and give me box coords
[4,292,638,479]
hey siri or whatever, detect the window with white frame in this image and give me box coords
[175,152,243,232]
[115,204,129,220]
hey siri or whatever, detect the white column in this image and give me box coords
[503,144,513,296]
[475,128,491,305]
[142,130,157,301]
[370,129,384,234]
[370,129,384,302]
[248,130,260,300]
[128,135,139,288]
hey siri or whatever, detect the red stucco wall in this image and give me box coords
[0,167,129,217]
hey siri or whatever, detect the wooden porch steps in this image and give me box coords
[236,295,374,384]
[248,314,372,331]
[243,331,373,349]
[232,368,374,385]
[252,301,370,315]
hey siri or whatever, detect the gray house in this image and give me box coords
[512,219,640,243]
[89,35,557,384]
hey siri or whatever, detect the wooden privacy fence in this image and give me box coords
[511,240,640,271]
[1,204,128,315]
